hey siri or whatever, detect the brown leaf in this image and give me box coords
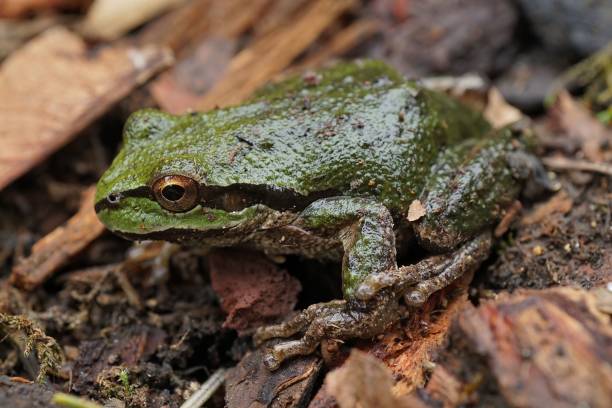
[325,350,427,408]
[0,27,172,190]
[550,91,612,162]
[10,186,105,290]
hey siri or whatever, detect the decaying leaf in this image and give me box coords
[550,91,612,162]
[0,27,172,191]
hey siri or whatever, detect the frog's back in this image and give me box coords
[137,61,491,213]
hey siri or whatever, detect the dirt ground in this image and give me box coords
[0,1,610,407]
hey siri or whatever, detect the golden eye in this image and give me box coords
[152,175,199,212]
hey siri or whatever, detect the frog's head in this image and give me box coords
[95,109,273,243]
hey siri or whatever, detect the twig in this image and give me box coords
[542,156,612,177]
[180,368,227,408]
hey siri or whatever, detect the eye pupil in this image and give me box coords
[162,184,185,201]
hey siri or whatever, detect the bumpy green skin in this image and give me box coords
[96,60,540,369]
[96,60,525,295]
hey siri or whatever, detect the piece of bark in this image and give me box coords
[225,345,322,408]
[79,0,186,40]
[195,0,356,111]
[0,27,172,191]
[434,288,612,408]
[208,249,301,335]
[10,186,105,290]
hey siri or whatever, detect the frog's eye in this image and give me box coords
[152,175,199,212]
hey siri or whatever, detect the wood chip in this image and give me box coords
[80,0,187,40]
[325,350,428,408]
[10,186,105,291]
[195,0,356,111]
[407,199,426,222]
[0,27,172,191]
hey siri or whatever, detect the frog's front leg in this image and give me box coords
[253,197,401,370]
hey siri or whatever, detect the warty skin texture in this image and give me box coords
[96,60,540,369]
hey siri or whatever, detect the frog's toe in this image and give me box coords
[262,350,282,371]
[256,293,400,370]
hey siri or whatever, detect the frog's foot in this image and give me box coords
[404,232,492,306]
[356,232,492,306]
[253,293,400,370]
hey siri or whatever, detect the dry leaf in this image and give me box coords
[484,87,524,129]
[551,91,612,162]
[80,0,187,40]
[407,199,426,222]
[0,27,172,191]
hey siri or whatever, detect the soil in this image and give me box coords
[0,0,610,407]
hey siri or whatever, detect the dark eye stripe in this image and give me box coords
[95,183,338,213]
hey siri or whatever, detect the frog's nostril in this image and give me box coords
[107,192,121,204]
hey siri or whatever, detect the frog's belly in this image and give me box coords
[247,225,343,261]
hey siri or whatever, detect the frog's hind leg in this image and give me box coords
[253,196,401,370]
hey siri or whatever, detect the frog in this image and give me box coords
[95,60,551,370]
